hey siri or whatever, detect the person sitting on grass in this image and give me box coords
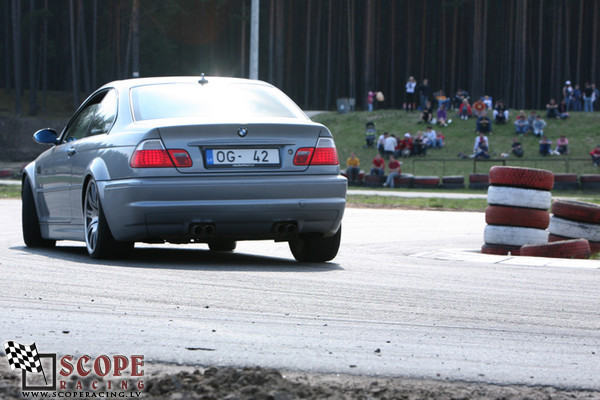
[472,132,490,159]
[539,136,552,156]
[383,155,402,188]
[555,135,569,155]
[370,153,385,176]
[345,152,361,184]
[397,133,413,157]
[514,113,529,135]
[511,137,524,157]
[591,145,600,166]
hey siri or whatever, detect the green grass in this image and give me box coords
[312,109,600,176]
[0,185,21,199]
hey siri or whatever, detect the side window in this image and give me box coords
[62,105,98,143]
[61,89,117,143]
[88,90,117,136]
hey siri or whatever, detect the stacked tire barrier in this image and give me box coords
[482,166,554,255]
[548,200,600,255]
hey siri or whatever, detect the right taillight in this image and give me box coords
[293,137,339,166]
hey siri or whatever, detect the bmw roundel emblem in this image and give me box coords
[238,127,248,137]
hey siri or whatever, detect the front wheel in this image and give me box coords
[84,179,133,259]
[289,226,341,262]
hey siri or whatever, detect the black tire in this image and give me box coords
[208,240,237,252]
[289,226,341,262]
[22,178,56,248]
[84,179,133,259]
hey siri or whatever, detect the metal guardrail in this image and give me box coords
[409,158,593,175]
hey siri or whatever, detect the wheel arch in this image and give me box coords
[80,158,111,211]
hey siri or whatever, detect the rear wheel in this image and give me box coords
[208,240,237,252]
[22,178,55,248]
[84,179,133,259]
[289,226,341,262]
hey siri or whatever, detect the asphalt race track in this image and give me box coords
[1,199,599,390]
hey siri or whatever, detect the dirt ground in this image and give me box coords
[1,362,600,399]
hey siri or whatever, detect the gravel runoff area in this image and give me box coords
[1,361,600,399]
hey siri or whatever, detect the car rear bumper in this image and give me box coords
[98,175,346,242]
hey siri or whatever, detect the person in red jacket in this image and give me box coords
[591,145,600,166]
[370,153,385,176]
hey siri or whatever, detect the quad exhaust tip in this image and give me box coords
[191,223,216,237]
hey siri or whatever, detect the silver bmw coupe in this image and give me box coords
[22,76,346,262]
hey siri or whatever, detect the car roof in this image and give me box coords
[100,76,273,91]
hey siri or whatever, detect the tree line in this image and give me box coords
[2,0,599,115]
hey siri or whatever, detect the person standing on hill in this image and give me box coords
[405,76,417,112]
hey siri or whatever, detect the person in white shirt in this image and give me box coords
[405,76,417,112]
[383,134,398,159]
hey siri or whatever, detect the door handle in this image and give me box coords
[67,147,77,156]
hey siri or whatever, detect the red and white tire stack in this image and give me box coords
[548,200,600,255]
[482,166,554,255]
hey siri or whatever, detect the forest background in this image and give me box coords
[2,0,600,116]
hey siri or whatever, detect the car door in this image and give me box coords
[36,101,99,224]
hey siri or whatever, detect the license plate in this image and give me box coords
[205,148,280,167]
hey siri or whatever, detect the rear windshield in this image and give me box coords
[130,82,305,121]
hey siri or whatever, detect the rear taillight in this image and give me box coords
[293,137,339,166]
[130,140,192,168]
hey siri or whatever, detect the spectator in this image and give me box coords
[405,76,417,112]
[453,88,469,110]
[546,98,568,119]
[514,113,529,135]
[583,82,594,112]
[370,153,385,176]
[539,136,552,156]
[563,80,574,110]
[558,98,569,117]
[571,84,582,112]
[412,132,427,156]
[435,132,445,149]
[511,137,524,157]
[436,104,451,126]
[591,145,600,166]
[476,114,493,134]
[531,115,547,137]
[367,91,375,112]
[424,126,437,148]
[493,100,509,124]
[420,100,433,124]
[383,133,398,159]
[377,131,389,157]
[383,155,402,187]
[592,83,599,111]
[471,133,490,158]
[346,152,361,184]
[472,99,487,117]
[434,89,451,110]
[472,132,490,158]
[397,133,413,157]
[459,98,472,120]
[555,135,569,155]
[482,95,493,109]
[526,110,538,129]
[418,78,433,111]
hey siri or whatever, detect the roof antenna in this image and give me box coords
[198,74,209,85]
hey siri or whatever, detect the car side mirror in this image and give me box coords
[33,128,58,145]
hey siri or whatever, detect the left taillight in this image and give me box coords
[130,139,192,168]
[293,137,339,166]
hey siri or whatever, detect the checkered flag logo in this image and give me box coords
[4,341,44,374]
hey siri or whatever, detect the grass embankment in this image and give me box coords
[312,109,600,176]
